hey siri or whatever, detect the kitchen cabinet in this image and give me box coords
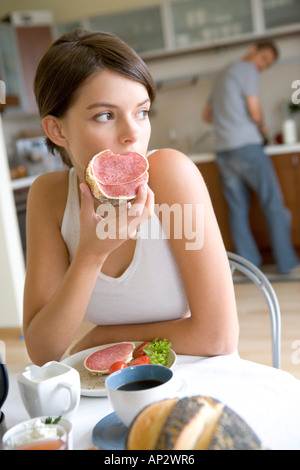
[197,151,300,263]
[14,26,53,112]
[54,20,83,38]
[271,152,300,248]
[0,14,53,113]
[89,5,165,55]
[262,0,300,30]
[0,23,23,103]
[170,0,253,48]
[196,161,234,252]
[57,0,300,62]
[246,152,300,259]
[165,0,300,55]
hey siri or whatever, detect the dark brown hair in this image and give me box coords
[34,29,156,167]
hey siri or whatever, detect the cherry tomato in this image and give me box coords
[133,342,150,359]
[130,355,151,366]
[108,361,128,375]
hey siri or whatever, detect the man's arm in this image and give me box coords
[202,102,213,123]
[246,95,268,136]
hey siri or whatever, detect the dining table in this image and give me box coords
[3,351,300,450]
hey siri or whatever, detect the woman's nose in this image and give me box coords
[119,118,139,144]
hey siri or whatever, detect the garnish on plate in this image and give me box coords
[142,338,171,367]
[44,416,62,425]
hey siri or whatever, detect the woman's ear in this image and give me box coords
[42,115,67,148]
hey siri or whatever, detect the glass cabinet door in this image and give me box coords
[54,21,82,38]
[89,6,165,54]
[170,0,253,47]
[262,0,300,29]
[0,24,23,98]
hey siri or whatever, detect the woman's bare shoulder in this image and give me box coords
[148,148,207,204]
[148,148,191,166]
[29,169,69,195]
[148,148,202,181]
[27,169,70,225]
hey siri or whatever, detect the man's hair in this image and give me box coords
[255,41,279,61]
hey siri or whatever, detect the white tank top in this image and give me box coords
[61,168,189,325]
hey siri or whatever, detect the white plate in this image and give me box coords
[61,342,176,397]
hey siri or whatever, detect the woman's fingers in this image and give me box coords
[79,183,102,226]
[79,182,154,243]
[125,184,154,239]
[144,185,155,219]
[128,183,147,217]
[80,183,93,210]
[128,184,154,219]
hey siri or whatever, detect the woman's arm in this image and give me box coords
[71,149,239,357]
[23,172,152,365]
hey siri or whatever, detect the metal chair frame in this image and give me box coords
[228,251,281,369]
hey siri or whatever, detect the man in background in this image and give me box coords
[203,42,299,274]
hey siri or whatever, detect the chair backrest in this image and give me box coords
[0,341,5,364]
[227,251,281,369]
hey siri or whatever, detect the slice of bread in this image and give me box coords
[126,395,265,450]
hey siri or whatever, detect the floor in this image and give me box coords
[1,280,300,380]
[235,279,300,379]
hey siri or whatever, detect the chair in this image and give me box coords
[227,251,281,369]
[0,341,5,363]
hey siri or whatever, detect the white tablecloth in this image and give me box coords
[3,352,300,450]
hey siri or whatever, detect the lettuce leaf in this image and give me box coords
[143,338,171,366]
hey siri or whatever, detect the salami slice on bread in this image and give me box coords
[84,342,134,375]
[85,149,149,206]
[126,396,265,450]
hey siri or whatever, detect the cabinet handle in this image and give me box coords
[291,154,299,166]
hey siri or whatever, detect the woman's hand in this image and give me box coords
[78,182,154,261]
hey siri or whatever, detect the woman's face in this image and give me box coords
[56,69,152,179]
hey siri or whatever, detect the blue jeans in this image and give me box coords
[217,144,299,273]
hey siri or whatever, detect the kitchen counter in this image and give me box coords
[189,142,300,164]
[9,143,300,190]
[11,174,40,191]
[191,143,300,260]
[264,143,300,155]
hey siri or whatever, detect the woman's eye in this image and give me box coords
[94,112,113,122]
[136,109,149,120]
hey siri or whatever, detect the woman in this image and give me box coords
[23,30,239,365]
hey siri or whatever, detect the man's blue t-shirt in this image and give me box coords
[210,61,263,151]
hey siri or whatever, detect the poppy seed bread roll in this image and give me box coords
[126,396,265,450]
